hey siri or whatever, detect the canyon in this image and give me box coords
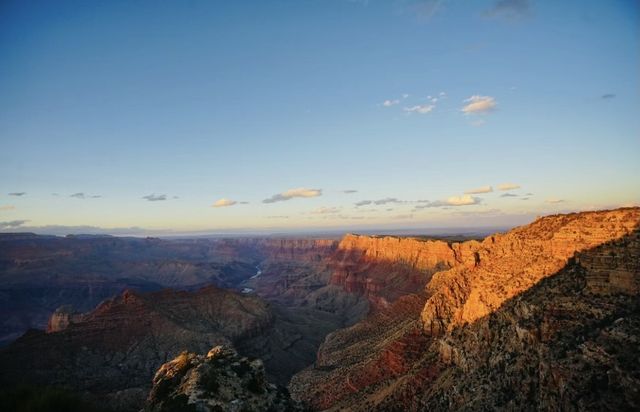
[0,207,638,411]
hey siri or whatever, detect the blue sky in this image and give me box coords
[1,0,639,235]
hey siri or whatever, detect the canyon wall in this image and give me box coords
[291,207,640,411]
[0,286,274,410]
[328,234,479,308]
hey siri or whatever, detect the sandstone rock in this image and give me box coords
[46,305,84,333]
[145,345,301,412]
[328,234,478,308]
[290,207,640,411]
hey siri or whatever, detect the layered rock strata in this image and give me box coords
[291,208,640,411]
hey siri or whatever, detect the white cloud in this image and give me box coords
[404,104,435,114]
[462,95,496,114]
[263,188,322,203]
[212,198,238,208]
[402,93,410,99]
[415,194,482,209]
[465,185,493,194]
[546,198,564,204]
[497,183,520,191]
[446,194,481,206]
[383,99,400,107]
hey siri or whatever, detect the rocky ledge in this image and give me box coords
[145,345,301,412]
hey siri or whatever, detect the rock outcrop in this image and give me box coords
[0,286,273,411]
[290,207,640,411]
[46,305,84,333]
[145,346,301,412]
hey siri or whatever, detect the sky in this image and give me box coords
[1,0,639,235]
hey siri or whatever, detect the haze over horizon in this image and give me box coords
[1,0,639,235]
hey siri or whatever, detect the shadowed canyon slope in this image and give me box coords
[290,208,640,411]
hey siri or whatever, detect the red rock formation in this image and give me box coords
[46,305,84,333]
[421,208,640,335]
[328,234,478,308]
[0,286,274,410]
[290,207,640,411]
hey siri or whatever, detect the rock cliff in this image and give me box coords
[0,286,273,411]
[328,234,478,308]
[290,207,640,411]
[46,305,85,333]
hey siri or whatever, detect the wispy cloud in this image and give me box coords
[212,198,239,208]
[142,194,167,202]
[500,193,518,197]
[404,104,435,114]
[465,185,493,194]
[0,219,29,229]
[8,192,26,197]
[383,99,400,107]
[342,189,358,194]
[311,206,341,214]
[484,0,531,20]
[0,205,15,211]
[462,95,496,114]
[70,192,102,199]
[601,93,616,99]
[263,188,322,203]
[374,197,403,205]
[355,200,372,207]
[546,198,564,204]
[497,183,520,191]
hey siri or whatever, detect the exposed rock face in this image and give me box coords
[0,286,273,411]
[252,238,338,263]
[232,238,370,386]
[421,208,639,335]
[328,234,478,308]
[146,346,301,412]
[289,294,429,410]
[421,229,640,411]
[290,208,640,411]
[46,305,84,333]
